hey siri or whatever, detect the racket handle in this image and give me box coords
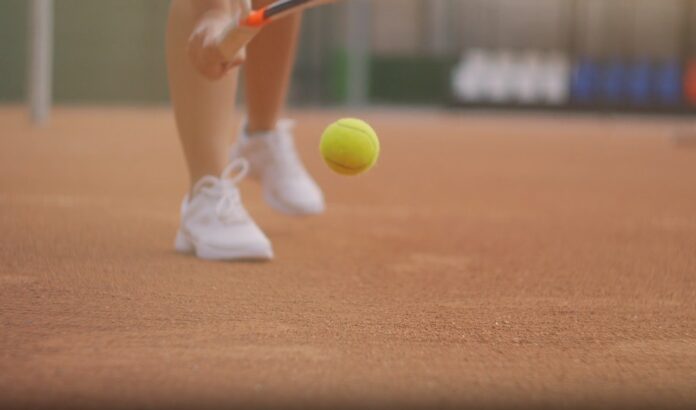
[219,0,333,59]
[242,8,268,27]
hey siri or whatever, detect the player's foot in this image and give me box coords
[175,159,273,261]
[230,120,325,216]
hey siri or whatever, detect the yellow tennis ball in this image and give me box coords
[320,118,380,176]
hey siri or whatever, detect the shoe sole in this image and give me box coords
[264,189,325,216]
[175,230,273,261]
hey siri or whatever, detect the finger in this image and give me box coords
[240,0,252,18]
[221,55,245,73]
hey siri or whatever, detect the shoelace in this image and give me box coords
[192,159,249,223]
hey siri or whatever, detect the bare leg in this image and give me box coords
[230,2,324,216]
[167,0,239,186]
[244,0,303,133]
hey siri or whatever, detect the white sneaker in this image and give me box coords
[174,159,273,261]
[230,120,325,216]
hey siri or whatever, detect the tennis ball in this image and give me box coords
[320,118,380,176]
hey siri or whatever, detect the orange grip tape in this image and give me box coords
[243,8,267,27]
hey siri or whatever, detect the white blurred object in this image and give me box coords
[511,51,543,104]
[28,0,53,125]
[485,50,515,103]
[452,49,492,103]
[540,52,571,105]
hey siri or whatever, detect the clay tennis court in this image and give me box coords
[1,107,696,409]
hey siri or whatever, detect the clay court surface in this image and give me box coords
[1,106,696,409]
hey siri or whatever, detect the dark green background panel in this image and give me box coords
[0,0,28,102]
[53,0,170,103]
[369,56,457,105]
[0,0,170,104]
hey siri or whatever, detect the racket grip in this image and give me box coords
[242,9,268,27]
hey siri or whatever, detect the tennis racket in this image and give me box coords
[217,0,335,60]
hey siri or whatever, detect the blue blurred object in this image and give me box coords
[570,59,600,104]
[626,60,653,106]
[655,61,682,106]
[600,60,627,104]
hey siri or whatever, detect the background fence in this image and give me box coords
[3,0,696,112]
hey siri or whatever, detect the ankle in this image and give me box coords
[245,122,277,135]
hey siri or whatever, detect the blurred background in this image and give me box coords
[3,0,696,112]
